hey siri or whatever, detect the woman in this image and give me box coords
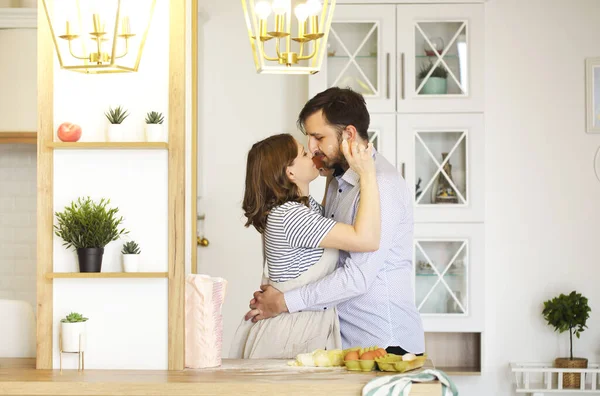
[229,133,380,359]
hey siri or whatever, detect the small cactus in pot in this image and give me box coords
[122,240,141,272]
[145,111,166,142]
[105,105,131,142]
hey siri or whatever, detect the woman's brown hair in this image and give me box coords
[243,133,309,233]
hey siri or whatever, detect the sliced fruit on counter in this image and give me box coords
[287,348,345,367]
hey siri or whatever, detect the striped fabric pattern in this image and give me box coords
[362,369,459,396]
[264,196,336,282]
[284,150,425,353]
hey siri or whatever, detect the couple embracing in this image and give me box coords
[230,87,424,359]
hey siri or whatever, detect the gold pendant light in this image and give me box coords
[41,0,156,74]
[242,0,335,74]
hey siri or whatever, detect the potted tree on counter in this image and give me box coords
[54,197,128,272]
[542,290,591,388]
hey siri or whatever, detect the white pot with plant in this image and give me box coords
[122,241,141,272]
[145,111,165,142]
[60,312,88,353]
[105,105,130,142]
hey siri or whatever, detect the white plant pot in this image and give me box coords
[107,124,130,142]
[123,254,140,272]
[145,124,165,142]
[61,322,86,353]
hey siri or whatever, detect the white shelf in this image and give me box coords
[0,8,37,29]
[511,362,600,394]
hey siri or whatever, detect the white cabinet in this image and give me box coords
[396,4,484,113]
[369,114,396,166]
[0,28,37,132]
[309,5,396,113]
[413,223,484,332]
[308,3,484,114]
[397,113,484,223]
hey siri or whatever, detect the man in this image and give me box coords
[245,87,424,355]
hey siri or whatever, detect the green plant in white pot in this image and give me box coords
[121,241,141,272]
[145,111,165,142]
[60,312,88,353]
[417,62,448,95]
[105,105,130,142]
[54,197,128,273]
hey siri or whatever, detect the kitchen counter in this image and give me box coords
[0,358,441,395]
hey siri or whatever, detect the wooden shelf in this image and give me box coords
[0,132,36,144]
[437,367,481,376]
[48,142,168,149]
[45,272,168,279]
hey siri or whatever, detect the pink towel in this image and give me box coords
[185,274,227,368]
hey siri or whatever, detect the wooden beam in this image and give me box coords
[191,0,198,275]
[45,272,169,279]
[47,142,168,149]
[36,0,54,370]
[0,132,36,144]
[168,0,186,371]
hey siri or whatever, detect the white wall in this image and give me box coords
[196,0,308,357]
[453,0,600,394]
[0,144,36,310]
[51,0,170,369]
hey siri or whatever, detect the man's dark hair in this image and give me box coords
[297,87,370,141]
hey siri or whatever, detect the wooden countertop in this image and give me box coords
[0,358,441,396]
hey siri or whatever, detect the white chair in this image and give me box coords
[0,299,36,358]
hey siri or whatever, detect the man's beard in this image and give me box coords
[325,148,348,178]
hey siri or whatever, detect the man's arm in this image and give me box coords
[285,177,403,313]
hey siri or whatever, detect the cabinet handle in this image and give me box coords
[386,52,390,99]
[401,162,406,179]
[399,52,405,100]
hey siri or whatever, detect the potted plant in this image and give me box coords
[542,291,592,389]
[145,111,165,142]
[105,105,130,142]
[54,197,128,272]
[121,241,141,272]
[60,312,88,353]
[417,62,448,95]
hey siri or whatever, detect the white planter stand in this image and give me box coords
[511,362,600,395]
[60,322,86,371]
[123,254,140,272]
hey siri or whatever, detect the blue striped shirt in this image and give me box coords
[284,151,425,353]
[265,196,336,282]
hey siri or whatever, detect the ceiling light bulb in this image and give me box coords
[306,0,322,16]
[294,3,309,22]
[272,0,289,15]
[254,1,272,19]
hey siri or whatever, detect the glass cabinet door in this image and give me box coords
[397,113,484,223]
[368,114,396,167]
[414,223,484,332]
[308,5,396,113]
[396,4,484,113]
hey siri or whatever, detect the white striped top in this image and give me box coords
[264,196,336,282]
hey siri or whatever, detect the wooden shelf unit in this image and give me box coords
[425,332,482,376]
[0,132,36,144]
[45,272,168,279]
[48,142,168,149]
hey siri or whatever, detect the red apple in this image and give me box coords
[57,122,82,142]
